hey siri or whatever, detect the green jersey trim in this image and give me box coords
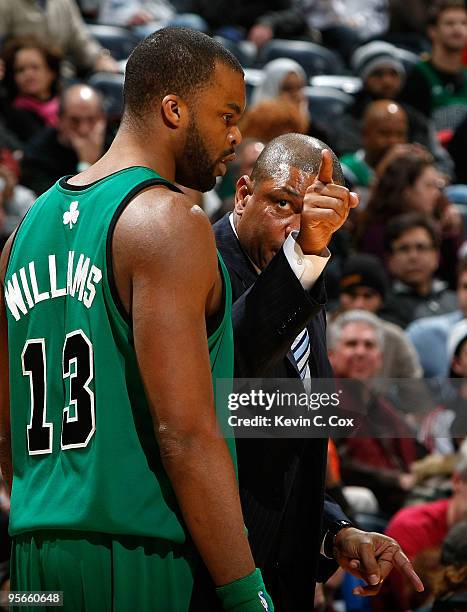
[105,178,183,324]
[56,166,164,193]
[210,253,232,347]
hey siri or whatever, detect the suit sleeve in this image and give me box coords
[230,247,327,377]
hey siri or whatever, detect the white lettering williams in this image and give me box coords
[49,255,66,298]
[83,266,102,308]
[4,273,28,321]
[19,267,34,308]
[70,254,90,299]
[29,261,50,303]
[4,252,102,321]
[67,251,75,295]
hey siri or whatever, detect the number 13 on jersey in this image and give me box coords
[22,329,95,455]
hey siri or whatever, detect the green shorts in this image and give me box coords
[11,531,200,612]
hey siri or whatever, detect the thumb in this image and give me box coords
[358,544,381,586]
[316,149,334,185]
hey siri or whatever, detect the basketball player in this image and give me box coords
[0,28,273,611]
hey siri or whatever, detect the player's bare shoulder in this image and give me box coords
[111,183,220,315]
[114,184,215,262]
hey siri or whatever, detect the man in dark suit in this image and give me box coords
[213,133,423,609]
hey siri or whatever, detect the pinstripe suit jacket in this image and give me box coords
[213,214,349,610]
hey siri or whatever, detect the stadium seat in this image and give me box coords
[259,39,346,78]
[243,68,263,104]
[305,86,354,124]
[86,24,139,61]
[310,74,362,94]
[393,46,420,73]
[88,72,124,120]
[214,36,256,68]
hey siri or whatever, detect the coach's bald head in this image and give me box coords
[250,133,344,186]
[234,133,344,270]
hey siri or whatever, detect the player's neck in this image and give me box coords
[105,128,176,182]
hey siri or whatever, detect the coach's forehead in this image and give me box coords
[259,164,315,195]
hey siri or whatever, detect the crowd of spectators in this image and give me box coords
[2,0,467,610]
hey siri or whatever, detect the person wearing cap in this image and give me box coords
[335,41,453,177]
[332,253,422,380]
[382,456,467,611]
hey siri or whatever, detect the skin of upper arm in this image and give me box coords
[113,190,223,447]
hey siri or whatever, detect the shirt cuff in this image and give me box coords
[320,533,329,558]
[282,231,331,289]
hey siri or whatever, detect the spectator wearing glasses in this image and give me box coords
[380,212,458,329]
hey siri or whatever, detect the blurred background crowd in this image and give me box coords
[2,0,467,610]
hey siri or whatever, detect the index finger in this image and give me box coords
[317,149,334,185]
[394,549,424,592]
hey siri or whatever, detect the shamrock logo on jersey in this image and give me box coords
[63,201,80,229]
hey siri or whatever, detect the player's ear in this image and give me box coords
[161,94,187,129]
[234,175,253,217]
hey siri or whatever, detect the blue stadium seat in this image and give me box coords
[394,46,421,73]
[86,24,139,61]
[214,36,256,68]
[305,86,354,124]
[88,72,124,120]
[243,68,263,104]
[259,39,346,78]
[311,74,362,95]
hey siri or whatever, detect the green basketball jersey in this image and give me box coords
[4,166,235,540]
[417,59,467,130]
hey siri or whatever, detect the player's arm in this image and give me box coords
[0,233,15,494]
[114,191,255,586]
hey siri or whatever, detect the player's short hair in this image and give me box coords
[123,27,243,123]
[427,0,466,26]
[250,133,345,186]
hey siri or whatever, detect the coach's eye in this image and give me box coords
[223,114,233,124]
[277,200,290,208]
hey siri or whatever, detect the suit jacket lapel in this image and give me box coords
[214,214,260,289]
[214,214,303,374]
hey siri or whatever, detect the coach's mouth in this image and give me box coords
[221,153,236,163]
